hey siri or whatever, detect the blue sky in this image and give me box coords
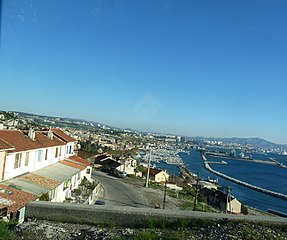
[1,0,287,144]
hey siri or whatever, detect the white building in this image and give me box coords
[116,157,137,175]
[0,128,92,222]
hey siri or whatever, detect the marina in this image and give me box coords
[154,149,287,214]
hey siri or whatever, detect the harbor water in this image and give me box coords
[157,149,287,214]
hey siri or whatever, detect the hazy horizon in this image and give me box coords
[3,108,287,146]
[1,1,287,144]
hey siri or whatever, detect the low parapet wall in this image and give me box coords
[26,202,287,226]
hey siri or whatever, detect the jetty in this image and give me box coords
[205,152,277,165]
[269,158,287,168]
[201,154,287,201]
[206,160,227,165]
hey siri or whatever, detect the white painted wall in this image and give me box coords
[3,144,74,181]
[0,151,5,181]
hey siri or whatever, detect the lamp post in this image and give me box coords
[227,186,232,214]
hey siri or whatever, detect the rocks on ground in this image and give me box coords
[13,219,287,240]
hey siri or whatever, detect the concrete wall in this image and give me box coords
[26,201,287,226]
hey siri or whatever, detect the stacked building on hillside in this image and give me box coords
[0,128,92,222]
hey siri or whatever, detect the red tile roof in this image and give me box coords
[51,128,76,143]
[0,130,67,152]
[0,184,37,213]
[60,160,86,170]
[19,173,61,190]
[77,150,96,159]
[143,168,164,176]
[0,138,14,151]
[68,155,90,167]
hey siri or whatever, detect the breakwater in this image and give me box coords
[205,152,276,165]
[201,154,287,201]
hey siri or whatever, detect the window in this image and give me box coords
[77,173,80,180]
[25,152,29,166]
[69,145,72,154]
[37,150,43,162]
[55,148,58,158]
[86,168,91,174]
[59,147,62,156]
[14,153,22,169]
[49,189,55,200]
[45,149,48,160]
[63,179,71,190]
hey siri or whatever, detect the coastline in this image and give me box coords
[201,153,287,201]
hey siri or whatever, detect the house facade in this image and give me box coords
[116,157,137,175]
[142,168,169,183]
[0,128,92,222]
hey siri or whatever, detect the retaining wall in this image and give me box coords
[26,201,287,225]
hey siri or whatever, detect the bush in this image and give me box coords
[0,221,15,240]
[241,204,249,215]
[39,192,50,201]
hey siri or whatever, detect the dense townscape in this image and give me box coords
[0,110,287,239]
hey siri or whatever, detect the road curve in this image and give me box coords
[92,171,148,208]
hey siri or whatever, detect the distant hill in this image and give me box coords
[4,110,286,149]
[192,136,287,149]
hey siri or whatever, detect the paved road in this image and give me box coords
[92,171,148,208]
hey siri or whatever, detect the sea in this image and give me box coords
[155,149,287,214]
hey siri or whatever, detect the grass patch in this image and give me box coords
[133,230,159,240]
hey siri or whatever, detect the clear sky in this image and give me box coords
[1,0,287,144]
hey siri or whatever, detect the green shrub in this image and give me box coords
[0,221,15,240]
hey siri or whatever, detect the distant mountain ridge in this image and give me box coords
[193,136,287,149]
[3,110,286,149]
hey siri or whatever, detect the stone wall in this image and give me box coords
[26,201,287,226]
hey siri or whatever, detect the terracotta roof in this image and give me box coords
[0,138,14,151]
[0,184,37,213]
[143,168,163,176]
[51,128,76,143]
[19,173,61,190]
[60,160,87,170]
[68,155,90,167]
[0,130,66,152]
[77,150,96,159]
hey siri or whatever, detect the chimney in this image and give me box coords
[28,128,35,140]
[47,129,54,140]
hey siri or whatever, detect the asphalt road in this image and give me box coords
[92,171,148,208]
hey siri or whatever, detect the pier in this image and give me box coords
[201,154,287,201]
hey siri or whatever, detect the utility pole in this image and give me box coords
[193,172,199,211]
[145,147,151,188]
[121,141,126,176]
[163,173,167,209]
[227,186,232,214]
